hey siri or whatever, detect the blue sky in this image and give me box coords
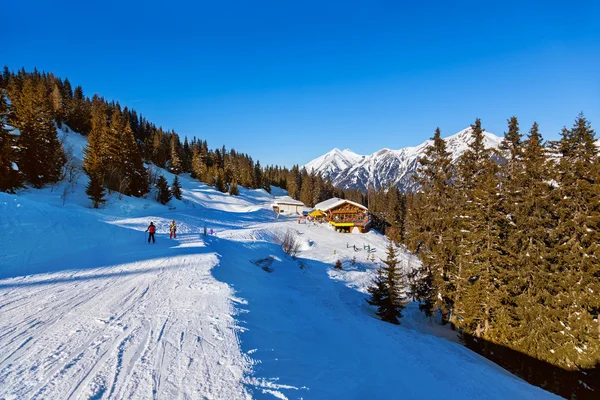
[4,0,600,167]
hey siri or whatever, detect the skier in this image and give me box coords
[145,221,156,243]
[169,220,177,239]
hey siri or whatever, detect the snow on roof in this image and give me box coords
[273,196,305,206]
[314,197,367,212]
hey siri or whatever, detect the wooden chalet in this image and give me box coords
[314,197,370,233]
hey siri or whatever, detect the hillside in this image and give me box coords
[0,129,557,399]
[304,128,503,192]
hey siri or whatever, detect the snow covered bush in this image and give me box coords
[281,229,301,259]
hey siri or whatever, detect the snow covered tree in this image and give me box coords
[156,175,172,204]
[366,242,408,324]
[171,175,182,200]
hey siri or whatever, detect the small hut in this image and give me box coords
[272,197,305,215]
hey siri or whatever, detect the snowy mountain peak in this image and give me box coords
[303,128,503,192]
[304,147,365,177]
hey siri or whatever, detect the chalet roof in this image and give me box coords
[272,197,305,206]
[314,197,367,212]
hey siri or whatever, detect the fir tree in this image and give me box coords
[545,114,600,370]
[491,120,551,348]
[121,118,149,197]
[215,168,227,192]
[334,259,343,270]
[10,78,65,187]
[171,175,182,200]
[156,175,172,204]
[366,242,408,324]
[86,172,106,208]
[0,90,21,191]
[169,135,182,174]
[229,180,239,196]
[191,147,205,181]
[181,137,192,172]
[253,160,263,189]
[408,127,456,322]
[452,119,506,338]
[83,96,108,179]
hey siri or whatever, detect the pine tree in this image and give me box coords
[334,259,343,270]
[181,137,192,172]
[253,160,263,189]
[156,175,172,204]
[86,172,106,208]
[215,168,227,192]
[502,121,557,363]
[65,85,90,134]
[169,135,182,174]
[83,96,108,181]
[452,119,506,339]
[0,90,21,191]
[50,83,64,127]
[11,78,65,187]
[191,147,206,181]
[545,114,600,370]
[299,168,314,206]
[171,175,182,200]
[121,118,149,197]
[228,180,239,196]
[408,128,456,322]
[366,242,408,324]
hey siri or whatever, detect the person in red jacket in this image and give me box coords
[146,221,156,243]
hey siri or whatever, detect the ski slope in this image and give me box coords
[0,131,557,399]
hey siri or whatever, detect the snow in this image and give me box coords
[314,197,367,212]
[304,127,503,192]
[0,129,557,399]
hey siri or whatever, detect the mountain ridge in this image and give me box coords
[303,127,503,192]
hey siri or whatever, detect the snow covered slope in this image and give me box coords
[304,128,503,192]
[0,129,556,399]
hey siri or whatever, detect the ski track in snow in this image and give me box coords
[0,250,251,399]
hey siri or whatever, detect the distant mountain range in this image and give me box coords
[303,128,503,193]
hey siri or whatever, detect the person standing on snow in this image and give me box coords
[146,221,156,243]
[169,220,177,239]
